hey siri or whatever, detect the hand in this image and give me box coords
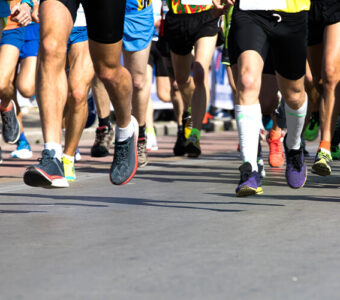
[11,3,32,27]
[32,2,39,23]
[212,0,234,17]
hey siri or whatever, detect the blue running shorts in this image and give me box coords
[0,27,25,50]
[20,23,40,59]
[67,26,88,50]
[123,5,154,52]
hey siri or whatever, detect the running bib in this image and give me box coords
[181,0,212,5]
[239,0,286,10]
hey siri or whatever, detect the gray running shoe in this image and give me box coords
[1,100,20,144]
[137,138,148,167]
[91,125,114,157]
[110,116,138,185]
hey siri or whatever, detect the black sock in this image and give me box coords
[139,125,146,139]
[98,115,111,128]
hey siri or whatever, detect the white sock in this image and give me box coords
[116,119,135,142]
[285,93,308,150]
[44,142,62,161]
[235,104,262,172]
[62,153,74,163]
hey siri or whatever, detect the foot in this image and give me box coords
[284,137,307,188]
[91,125,114,157]
[146,129,158,152]
[331,145,340,160]
[303,112,319,141]
[312,149,332,176]
[267,131,284,168]
[173,131,186,156]
[257,158,266,178]
[185,132,201,158]
[23,149,69,188]
[137,137,148,168]
[62,156,76,182]
[110,116,138,185]
[1,100,21,144]
[236,162,263,197]
[11,140,33,159]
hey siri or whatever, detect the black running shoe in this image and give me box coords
[1,100,20,144]
[91,125,114,157]
[173,131,186,156]
[110,117,138,185]
[23,149,69,188]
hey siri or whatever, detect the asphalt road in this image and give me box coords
[0,133,340,300]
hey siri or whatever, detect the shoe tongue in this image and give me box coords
[239,162,252,173]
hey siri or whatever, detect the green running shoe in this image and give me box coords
[312,149,332,176]
[331,145,340,160]
[304,112,319,141]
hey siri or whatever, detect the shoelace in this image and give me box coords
[269,137,282,154]
[138,140,146,154]
[114,143,129,163]
[318,151,332,162]
[38,150,54,166]
[288,151,302,172]
[95,127,109,145]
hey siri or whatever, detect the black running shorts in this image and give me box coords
[148,41,169,77]
[229,7,308,80]
[164,10,220,56]
[40,0,126,44]
[308,0,340,46]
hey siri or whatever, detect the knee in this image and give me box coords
[40,37,66,62]
[239,70,260,92]
[157,89,171,102]
[95,64,122,89]
[281,87,306,110]
[323,65,339,88]
[69,85,88,108]
[131,74,145,92]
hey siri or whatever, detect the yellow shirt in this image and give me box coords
[277,0,311,13]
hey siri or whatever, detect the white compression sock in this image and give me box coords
[235,104,262,172]
[62,153,74,163]
[116,119,135,142]
[44,142,62,161]
[285,93,308,150]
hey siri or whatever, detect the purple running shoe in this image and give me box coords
[236,162,263,197]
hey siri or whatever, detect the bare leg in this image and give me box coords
[91,74,111,119]
[64,40,94,157]
[16,56,37,98]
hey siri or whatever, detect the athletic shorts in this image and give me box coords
[123,5,154,52]
[40,0,126,44]
[67,26,88,50]
[148,41,169,77]
[0,27,25,50]
[164,10,221,56]
[308,0,340,46]
[229,8,308,80]
[19,23,40,59]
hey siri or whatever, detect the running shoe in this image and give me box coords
[11,140,33,159]
[173,131,186,156]
[304,112,319,141]
[284,137,307,189]
[23,149,69,188]
[257,158,266,178]
[331,145,340,160]
[267,131,284,168]
[91,125,114,157]
[185,130,201,158]
[1,100,20,144]
[236,162,263,197]
[184,114,192,140]
[62,156,76,181]
[110,116,138,185]
[312,149,332,176]
[75,148,82,162]
[137,137,148,168]
[146,129,158,151]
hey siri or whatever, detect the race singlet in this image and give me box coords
[181,0,212,5]
[239,0,286,11]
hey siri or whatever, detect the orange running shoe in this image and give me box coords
[267,131,284,168]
